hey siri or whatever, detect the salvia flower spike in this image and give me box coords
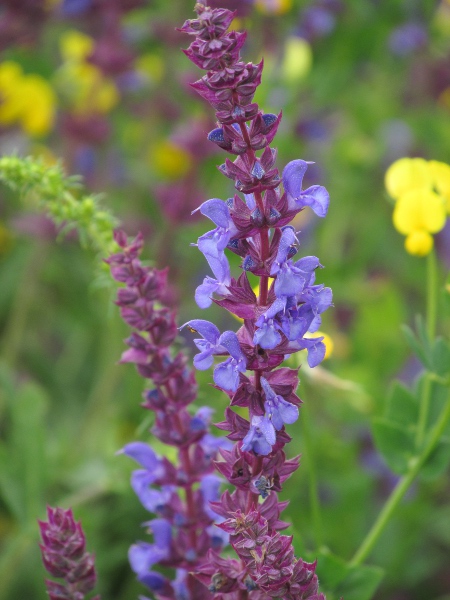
[178,4,332,598]
[39,506,100,600]
[106,229,230,599]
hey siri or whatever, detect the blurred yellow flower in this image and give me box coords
[150,141,193,179]
[60,30,94,63]
[281,37,312,82]
[0,61,56,136]
[255,0,292,15]
[385,157,433,199]
[56,31,119,115]
[386,157,449,256]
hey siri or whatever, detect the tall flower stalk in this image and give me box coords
[107,230,230,599]
[177,4,332,598]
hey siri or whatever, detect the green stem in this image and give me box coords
[301,397,324,548]
[350,391,450,567]
[416,374,432,449]
[426,248,437,340]
[416,249,438,449]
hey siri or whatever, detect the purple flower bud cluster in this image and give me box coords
[219,510,325,600]
[179,5,332,597]
[38,506,100,600]
[106,230,230,599]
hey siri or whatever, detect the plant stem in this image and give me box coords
[416,249,438,449]
[350,391,450,567]
[426,248,437,340]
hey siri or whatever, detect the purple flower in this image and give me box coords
[261,377,299,430]
[129,519,172,579]
[282,159,330,217]
[194,251,231,308]
[180,319,223,370]
[300,335,326,368]
[200,474,223,519]
[388,23,427,57]
[279,305,310,341]
[213,331,247,392]
[241,415,276,455]
[253,298,286,349]
[194,198,239,253]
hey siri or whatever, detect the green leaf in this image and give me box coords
[315,547,351,589]
[10,382,49,521]
[372,417,415,475]
[431,338,450,378]
[385,381,418,429]
[420,439,450,479]
[334,564,384,600]
[401,323,430,368]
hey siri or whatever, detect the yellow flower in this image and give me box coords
[0,62,56,136]
[385,157,433,199]
[255,0,292,15]
[150,141,193,180]
[281,37,312,83]
[386,157,450,256]
[392,188,446,256]
[19,75,57,136]
[60,30,94,63]
[56,62,119,114]
[0,62,26,125]
[57,30,119,115]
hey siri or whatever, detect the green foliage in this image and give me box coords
[0,156,119,268]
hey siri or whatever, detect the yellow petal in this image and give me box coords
[385,157,433,199]
[404,231,433,256]
[0,62,25,125]
[19,75,56,136]
[429,160,450,212]
[60,30,94,63]
[393,189,446,234]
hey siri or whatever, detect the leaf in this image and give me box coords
[372,417,415,475]
[431,338,450,378]
[334,564,384,600]
[401,324,431,369]
[315,547,351,589]
[10,382,49,521]
[420,439,450,479]
[385,381,418,429]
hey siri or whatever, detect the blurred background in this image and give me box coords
[0,0,449,599]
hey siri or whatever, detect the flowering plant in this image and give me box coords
[107,5,333,598]
[0,3,449,600]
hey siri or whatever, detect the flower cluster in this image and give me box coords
[38,506,100,600]
[106,230,230,599]
[219,510,325,599]
[385,157,450,256]
[179,5,331,598]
